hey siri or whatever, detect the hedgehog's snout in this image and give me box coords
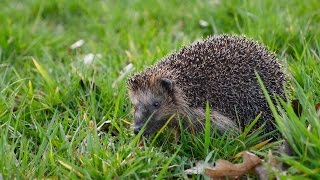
[132,103,156,134]
[133,117,153,135]
[133,115,145,134]
[133,125,142,134]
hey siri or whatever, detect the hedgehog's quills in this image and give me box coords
[127,34,286,136]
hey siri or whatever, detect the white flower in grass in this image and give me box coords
[70,39,85,49]
[199,19,209,28]
[83,53,102,66]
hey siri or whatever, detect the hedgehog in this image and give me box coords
[127,35,286,136]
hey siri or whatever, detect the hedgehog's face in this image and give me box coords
[128,77,179,135]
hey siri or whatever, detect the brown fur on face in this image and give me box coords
[128,74,184,135]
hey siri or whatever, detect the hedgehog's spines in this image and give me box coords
[127,34,287,135]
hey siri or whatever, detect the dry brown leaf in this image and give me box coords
[205,151,262,179]
[184,161,212,175]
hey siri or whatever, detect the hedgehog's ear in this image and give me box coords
[160,78,174,93]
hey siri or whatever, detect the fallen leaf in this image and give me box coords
[185,161,212,175]
[205,151,262,178]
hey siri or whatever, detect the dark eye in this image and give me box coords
[153,102,160,108]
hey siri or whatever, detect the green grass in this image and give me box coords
[0,0,320,179]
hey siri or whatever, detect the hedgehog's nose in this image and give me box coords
[133,126,141,134]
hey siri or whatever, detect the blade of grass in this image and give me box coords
[32,58,56,88]
[204,101,211,154]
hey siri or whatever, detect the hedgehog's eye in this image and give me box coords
[153,102,160,108]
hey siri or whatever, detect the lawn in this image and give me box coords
[0,0,320,179]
